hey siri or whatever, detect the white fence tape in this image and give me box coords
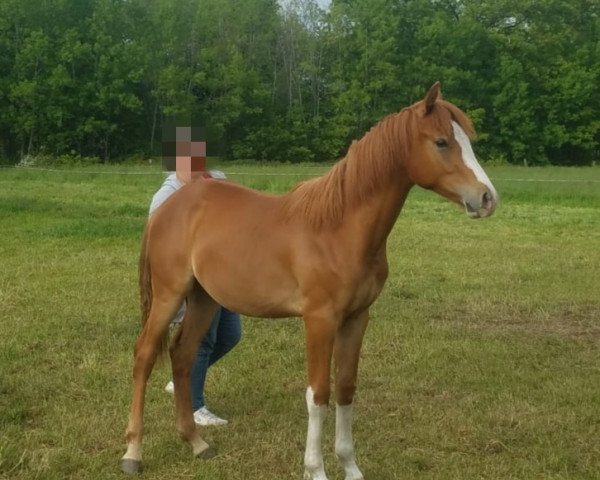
[1,165,599,183]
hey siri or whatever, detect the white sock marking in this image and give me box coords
[122,442,142,462]
[304,387,328,480]
[336,404,364,480]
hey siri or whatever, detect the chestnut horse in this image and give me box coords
[121,83,498,479]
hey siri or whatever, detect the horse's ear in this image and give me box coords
[424,82,441,114]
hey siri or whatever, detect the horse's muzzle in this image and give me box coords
[464,189,497,219]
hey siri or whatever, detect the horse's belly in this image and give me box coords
[193,256,303,318]
[221,287,304,318]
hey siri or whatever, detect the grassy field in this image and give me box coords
[0,163,599,480]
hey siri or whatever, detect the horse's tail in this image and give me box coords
[139,223,152,327]
[138,223,169,358]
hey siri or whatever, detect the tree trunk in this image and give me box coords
[150,100,159,154]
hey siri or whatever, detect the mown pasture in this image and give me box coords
[0,163,599,479]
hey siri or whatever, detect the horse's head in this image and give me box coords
[403,82,498,218]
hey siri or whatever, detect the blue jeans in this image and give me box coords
[191,307,241,411]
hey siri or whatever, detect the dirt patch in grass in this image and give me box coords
[439,301,600,342]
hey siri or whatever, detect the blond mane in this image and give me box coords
[282,100,474,230]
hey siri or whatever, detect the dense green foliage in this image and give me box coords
[0,0,599,165]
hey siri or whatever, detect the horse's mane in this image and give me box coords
[282,100,474,230]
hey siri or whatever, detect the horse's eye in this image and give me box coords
[434,138,448,149]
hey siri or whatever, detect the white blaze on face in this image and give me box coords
[452,121,498,202]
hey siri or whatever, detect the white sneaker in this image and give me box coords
[165,380,174,394]
[193,407,228,426]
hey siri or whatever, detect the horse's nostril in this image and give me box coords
[482,191,491,206]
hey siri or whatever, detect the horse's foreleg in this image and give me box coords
[121,298,179,474]
[170,288,219,459]
[303,309,337,480]
[333,309,369,480]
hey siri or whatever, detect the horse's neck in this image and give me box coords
[283,111,413,243]
[343,170,413,258]
[340,121,414,255]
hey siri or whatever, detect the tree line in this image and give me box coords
[0,0,598,165]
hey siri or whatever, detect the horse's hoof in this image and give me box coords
[121,458,143,474]
[196,446,217,460]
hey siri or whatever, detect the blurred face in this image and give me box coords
[175,141,207,183]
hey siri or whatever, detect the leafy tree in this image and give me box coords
[0,0,598,165]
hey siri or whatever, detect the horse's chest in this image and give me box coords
[347,262,389,312]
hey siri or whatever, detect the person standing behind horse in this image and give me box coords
[149,127,241,426]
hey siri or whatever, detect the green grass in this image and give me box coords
[0,163,599,479]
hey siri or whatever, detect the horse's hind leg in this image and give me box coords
[333,309,369,480]
[121,294,183,474]
[170,283,219,458]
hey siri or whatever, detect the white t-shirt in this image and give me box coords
[149,170,226,215]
